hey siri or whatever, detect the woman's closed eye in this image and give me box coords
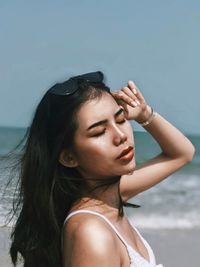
[93,118,126,137]
[92,129,106,137]
[116,110,126,124]
[116,112,126,124]
[117,118,126,124]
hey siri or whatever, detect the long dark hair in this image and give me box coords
[7,72,139,267]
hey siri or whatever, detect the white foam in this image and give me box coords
[129,212,200,229]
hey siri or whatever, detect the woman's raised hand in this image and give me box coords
[112,80,152,123]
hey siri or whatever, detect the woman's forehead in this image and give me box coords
[76,93,119,128]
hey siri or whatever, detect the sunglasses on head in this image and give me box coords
[49,71,104,96]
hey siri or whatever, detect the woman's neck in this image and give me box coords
[71,180,123,215]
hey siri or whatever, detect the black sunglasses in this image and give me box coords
[49,71,104,96]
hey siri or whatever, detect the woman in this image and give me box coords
[9,71,195,267]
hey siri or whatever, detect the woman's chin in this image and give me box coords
[118,162,136,176]
[125,160,135,172]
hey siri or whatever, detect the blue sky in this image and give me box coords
[0,0,200,134]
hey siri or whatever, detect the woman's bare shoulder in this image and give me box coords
[63,212,116,245]
[63,214,120,267]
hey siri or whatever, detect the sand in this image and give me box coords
[142,228,200,267]
[1,226,199,267]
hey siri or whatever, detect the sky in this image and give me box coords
[0,0,200,135]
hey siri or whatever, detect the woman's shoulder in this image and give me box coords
[63,198,120,245]
[62,210,120,266]
[63,208,114,239]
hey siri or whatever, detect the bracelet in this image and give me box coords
[138,106,156,126]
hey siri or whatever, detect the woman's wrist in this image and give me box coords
[140,107,156,126]
[135,105,154,125]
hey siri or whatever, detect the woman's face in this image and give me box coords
[72,92,136,179]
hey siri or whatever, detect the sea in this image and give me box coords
[0,127,199,229]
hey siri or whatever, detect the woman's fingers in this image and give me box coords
[112,81,148,121]
[121,86,141,106]
[112,80,147,109]
[112,91,139,107]
[127,80,138,94]
[127,80,146,104]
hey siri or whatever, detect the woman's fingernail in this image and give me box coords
[136,100,140,105]
[131,101,138,107]
[133,88,137,94]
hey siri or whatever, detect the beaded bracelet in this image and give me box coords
[139,106,156,126]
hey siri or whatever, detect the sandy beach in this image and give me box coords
[0,227,22,267]
[0,226,199,267]
[142,228,200,267]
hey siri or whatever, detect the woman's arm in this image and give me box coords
[113,81,195,201]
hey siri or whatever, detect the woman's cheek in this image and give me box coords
[78,138,108,158]
[126,122,134,140]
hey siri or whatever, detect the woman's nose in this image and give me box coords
[113,126,127,146]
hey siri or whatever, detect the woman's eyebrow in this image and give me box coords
[87,108,124,131]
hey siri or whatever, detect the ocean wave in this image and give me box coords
[129,211,200,229]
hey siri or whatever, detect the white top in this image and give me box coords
[63,209,163,267]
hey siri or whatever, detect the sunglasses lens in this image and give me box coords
[49,79,77,96]
[49,71,104,96]
[75,71,103,82]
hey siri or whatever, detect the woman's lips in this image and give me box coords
[116,146,134,161]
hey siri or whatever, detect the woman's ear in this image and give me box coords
[59,150,78,168]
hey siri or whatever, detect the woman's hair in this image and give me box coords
[7,72,139,267]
